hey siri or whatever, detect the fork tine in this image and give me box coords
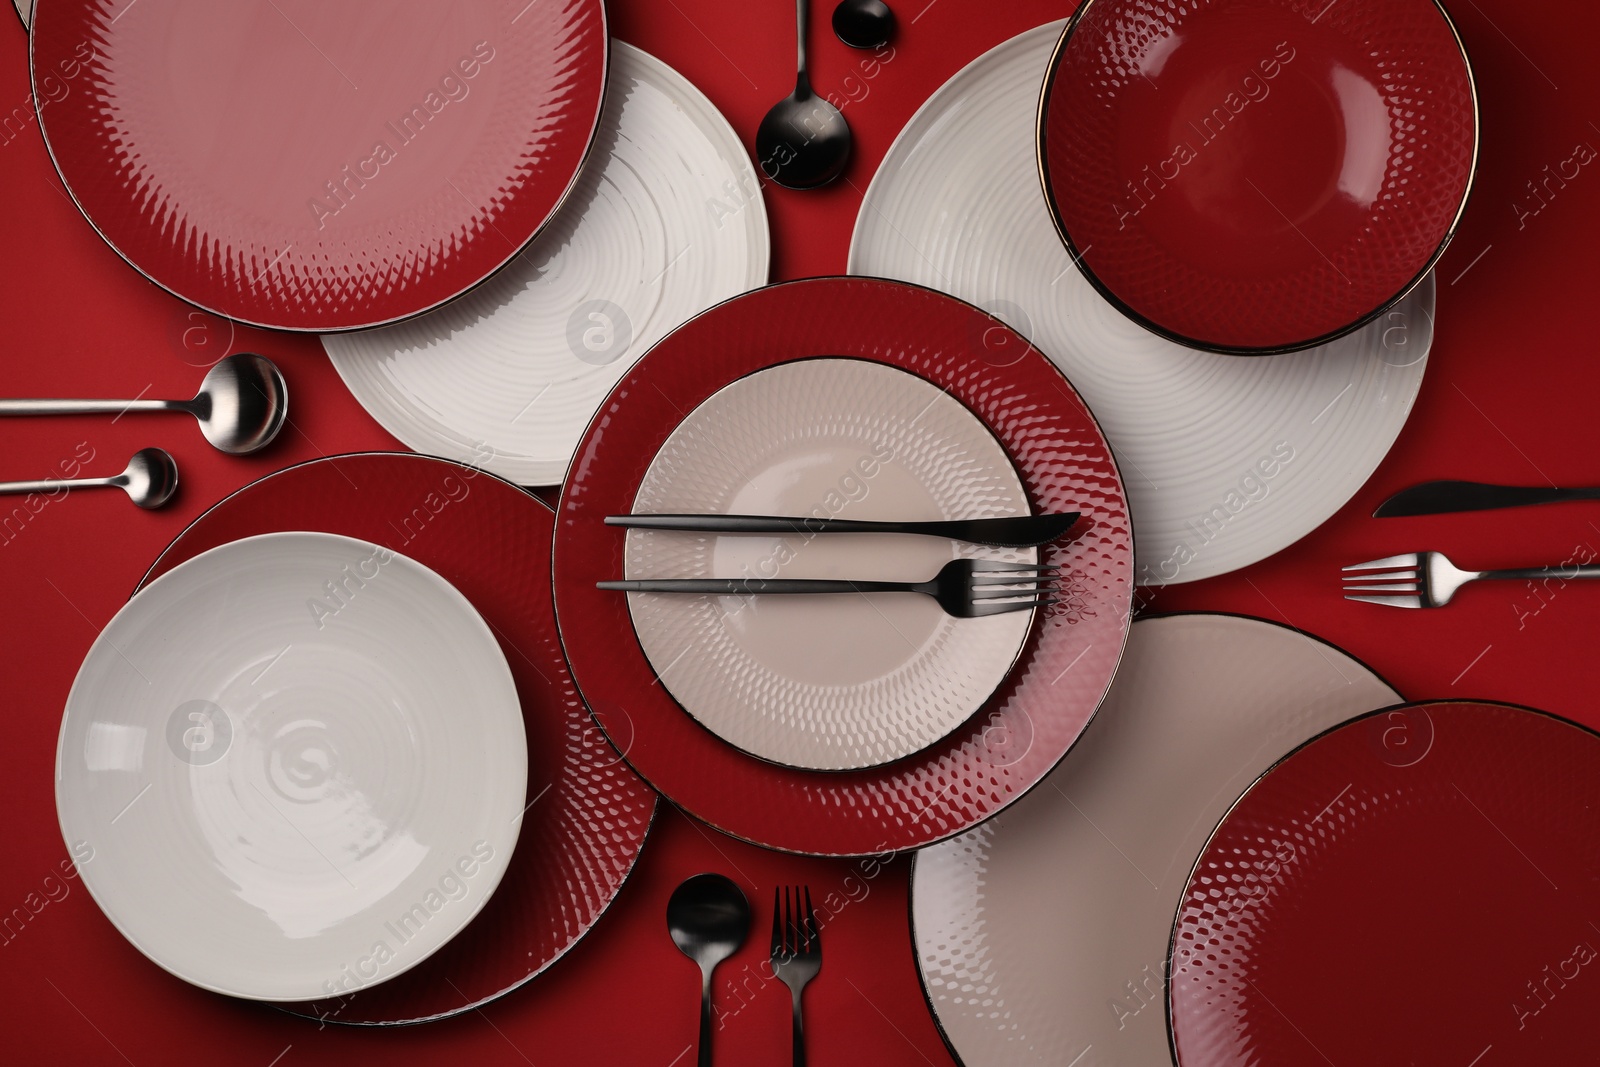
[966,560,1062,574]
[1341,570,1420,583]
[969,578,1054,589]
[971,598,1055,617]
[1345,594,1424,608]
[771,887,783,958]
[1339,582,1421,593]
[970,587,1053,600]
[785,886,798,958]
[1342,553,1420,572]
[804,886,817,955]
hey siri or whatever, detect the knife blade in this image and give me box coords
[1373,481,1600,517]
[604,511,1082,549]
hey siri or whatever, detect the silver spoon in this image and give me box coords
[667,873,751,1067]
[0,353,287,455]
[0,447,178,510]
[756,0,852,189]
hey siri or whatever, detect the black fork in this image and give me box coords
[599,558,1058,619]
[770,886,822,1066]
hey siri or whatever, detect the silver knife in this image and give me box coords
[1373,481,1600,517]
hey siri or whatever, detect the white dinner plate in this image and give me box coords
[911,613,1399,1066]
[56,532,527,1001]
[623,358,1037,771]
[850,21,1432,584]
[325,41,770,486]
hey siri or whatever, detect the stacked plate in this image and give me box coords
[57,455,655,1019]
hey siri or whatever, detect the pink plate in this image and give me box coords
[1039,0,1477,353]
[553,277,1134,855]
[1171,701,1600,1064]
[139,453,656,1025]
[31,0,606,331]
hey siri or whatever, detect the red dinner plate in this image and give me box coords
[1170,701,1600,1065]
[31,0,606,331]
[1039,0,1477,353]
[139,453,656,1025]
[553,277,1134,855]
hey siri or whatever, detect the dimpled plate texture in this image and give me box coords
[911,613,1397,1067]
[324,42,770,486]
[31,0,606,331]
[1171,702,1600,1065]
[58,532,528,1001]
[850,22,1433,585]
[555,277,1132,855]
[1039,0,1476,352]
[625,358,1036,771]
[139,453,656,1025]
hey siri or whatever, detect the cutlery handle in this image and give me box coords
[1481,565,1600,582]
[0,475,111,495]
[699,968,714,1067]
[607,514,945,536]
[1379,480,1600,516]
[598,579,913,595]
[0,398,174,416]
[791,988,807,1067]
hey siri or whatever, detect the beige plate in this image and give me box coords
[911,613,1399,1065]
[623,358,1036,771]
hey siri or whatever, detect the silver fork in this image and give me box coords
[598,558,1057,619]
[771,886,821,1067]
[1342,551,1600,608]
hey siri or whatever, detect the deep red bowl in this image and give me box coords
[1038,0,1478,354]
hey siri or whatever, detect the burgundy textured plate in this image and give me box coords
[31,0,606,331]
[139,453,656,1025]
[1039,0,1476,353]
[553,277,1134,855]
[1170,701,1600,1065]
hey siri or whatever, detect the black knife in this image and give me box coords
[1373,481,1600,517]
[604,511,1082,549]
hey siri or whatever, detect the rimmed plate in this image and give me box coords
[554,276,1133,855]
[137,453,656,1025]
[850,21,1434,585]
[1171,701,1600,1065]
[324,41,770,486]
[624,357,1036,772]
[30,0,607,331]
[911,613,1398,1066]
[58,531,527,1002]
[1039,0,1477,353]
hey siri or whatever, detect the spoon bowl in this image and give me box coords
[757,0,852,190]
[118,448,180,509]
[668,873,751,967]
[188,354,288,455]
[832,0,895,49]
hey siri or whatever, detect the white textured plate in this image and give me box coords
[325,42,770,486]
[850,21,1432,585]
[624,358,1037,771]
[911,613,1399,1067]
[57,532,527,1001]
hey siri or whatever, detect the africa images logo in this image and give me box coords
[322,841,497,995]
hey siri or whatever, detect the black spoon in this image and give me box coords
[667,874,751,1067]
[756,0,852,189]
[833,0,895,49]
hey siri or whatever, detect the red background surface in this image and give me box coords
[1,0,1596,1063]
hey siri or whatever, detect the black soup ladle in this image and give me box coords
[756,0,852,189]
